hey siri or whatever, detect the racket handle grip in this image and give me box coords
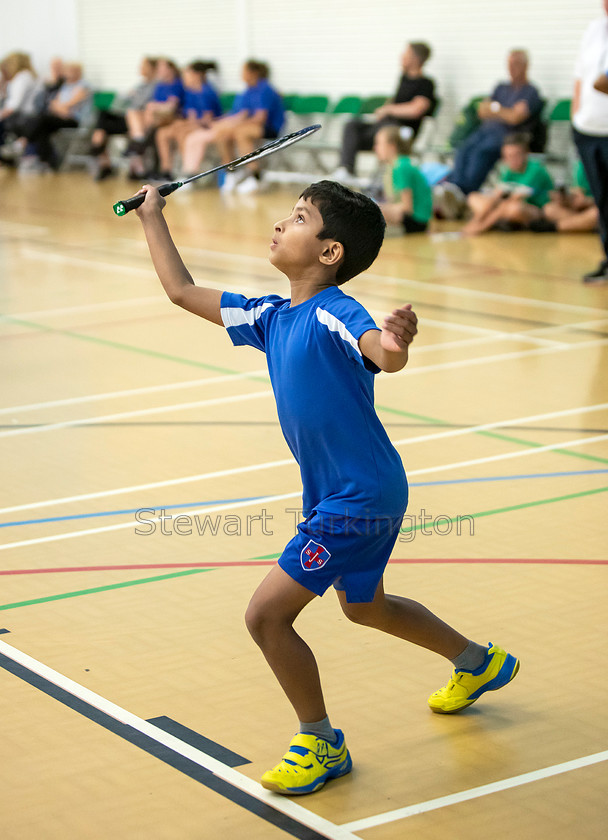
[113,181,182,216]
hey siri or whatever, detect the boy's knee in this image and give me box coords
[340,600,375,626]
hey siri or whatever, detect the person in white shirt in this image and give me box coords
[573,0,608,283]
[0,53,42,145]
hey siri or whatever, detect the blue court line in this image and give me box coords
[1,470,606,530]
[0,497,263,529]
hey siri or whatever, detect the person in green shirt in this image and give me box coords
[530,158,599,232]
[372,124,433,232]
[462,132,553,235]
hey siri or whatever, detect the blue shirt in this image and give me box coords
[182,83,222,118]
[153,79,184,106]
[221,286,408,518]
[482,81,542,139]
[231,79,285,135]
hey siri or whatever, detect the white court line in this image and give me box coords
[24,237,608,317]
[2,336,604,438]
[0,639,359,840]
[385,338,607,379]
[0,390,273,439]
[1,402,606,517]
[341,750,608,831]
[365,270,608,316]
[0,369,268,416]
[19,246,157,277]
[391,402,608,448]
[0,295,166,322]
[1,431,607,551]
[0,491,302,551]
[0,458,295,516]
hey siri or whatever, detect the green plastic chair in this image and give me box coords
[290,95,330,116]
[549,99,572,121]
[93,90,116,111]
[360,95,388,115]
[219,92,237,112]
[331,95,362,116]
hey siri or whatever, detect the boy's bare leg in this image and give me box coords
[556,205,599,232]
[245,564,326,723]
[337,578,469,659]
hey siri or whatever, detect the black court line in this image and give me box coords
[0,628,10,634]
[0,652,333,840]
[147,716,251,767]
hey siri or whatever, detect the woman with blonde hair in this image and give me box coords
[0,53,42,149]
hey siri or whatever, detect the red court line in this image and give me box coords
[0,558,606,576]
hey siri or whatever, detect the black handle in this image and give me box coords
[113,181,182,216]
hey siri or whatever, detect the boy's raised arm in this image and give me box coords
[135,185,224,325]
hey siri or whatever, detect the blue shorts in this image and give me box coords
[278,510,404,603]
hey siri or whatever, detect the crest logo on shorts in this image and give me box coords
[301,540,331,571]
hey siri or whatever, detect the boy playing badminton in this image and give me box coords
[134,180,519,795]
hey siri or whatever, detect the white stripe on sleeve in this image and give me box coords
[221,301,276,329]
[315,307,363,356]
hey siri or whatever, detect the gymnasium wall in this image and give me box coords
[1,0,602,143]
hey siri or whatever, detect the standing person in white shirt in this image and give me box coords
[573,1,608,283]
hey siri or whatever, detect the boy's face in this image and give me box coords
[502,143,527,172]
[270,198,333,278]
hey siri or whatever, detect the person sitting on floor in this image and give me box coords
[435,50,544,219]
[462,132,553,236]
[372,124,433,233]
[530,158,599,233]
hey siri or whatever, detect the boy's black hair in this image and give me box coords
[299,181,386,284]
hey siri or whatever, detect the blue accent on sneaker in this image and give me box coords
[467,653,519,700]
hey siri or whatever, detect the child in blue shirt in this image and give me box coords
[181,60,284,191]
[154,61,222,180]
[133,179,520,796]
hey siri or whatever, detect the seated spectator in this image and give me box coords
[126,58,183,178]
[372,125,432,233]
[154,60,222,180]
[462,133,553,235]
[530,159,599,233]
[89,56,158,181]
[331,42,436,181]
[20,61,91,170]
[435,50,543,219]
[0,52,43,153]
[181,59,284,193]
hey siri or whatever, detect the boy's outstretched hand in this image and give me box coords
[380,304,418,353]
[359,304,418,373]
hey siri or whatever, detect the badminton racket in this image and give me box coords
[113,123,322,216]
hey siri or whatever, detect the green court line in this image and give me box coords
[5,315,606,463]
[0,567,213,612]
[250,483,608,560]
[376,404,608,466]
[1,315,270,382]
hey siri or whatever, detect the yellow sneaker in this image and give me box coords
[428,643,520,714]
[261,730,352,795]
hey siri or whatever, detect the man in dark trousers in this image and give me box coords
[573,0,608,284]
[332,42,436,181]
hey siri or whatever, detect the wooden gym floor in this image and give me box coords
[0,169,607,839]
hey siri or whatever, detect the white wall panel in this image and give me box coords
[3,1,603,143]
